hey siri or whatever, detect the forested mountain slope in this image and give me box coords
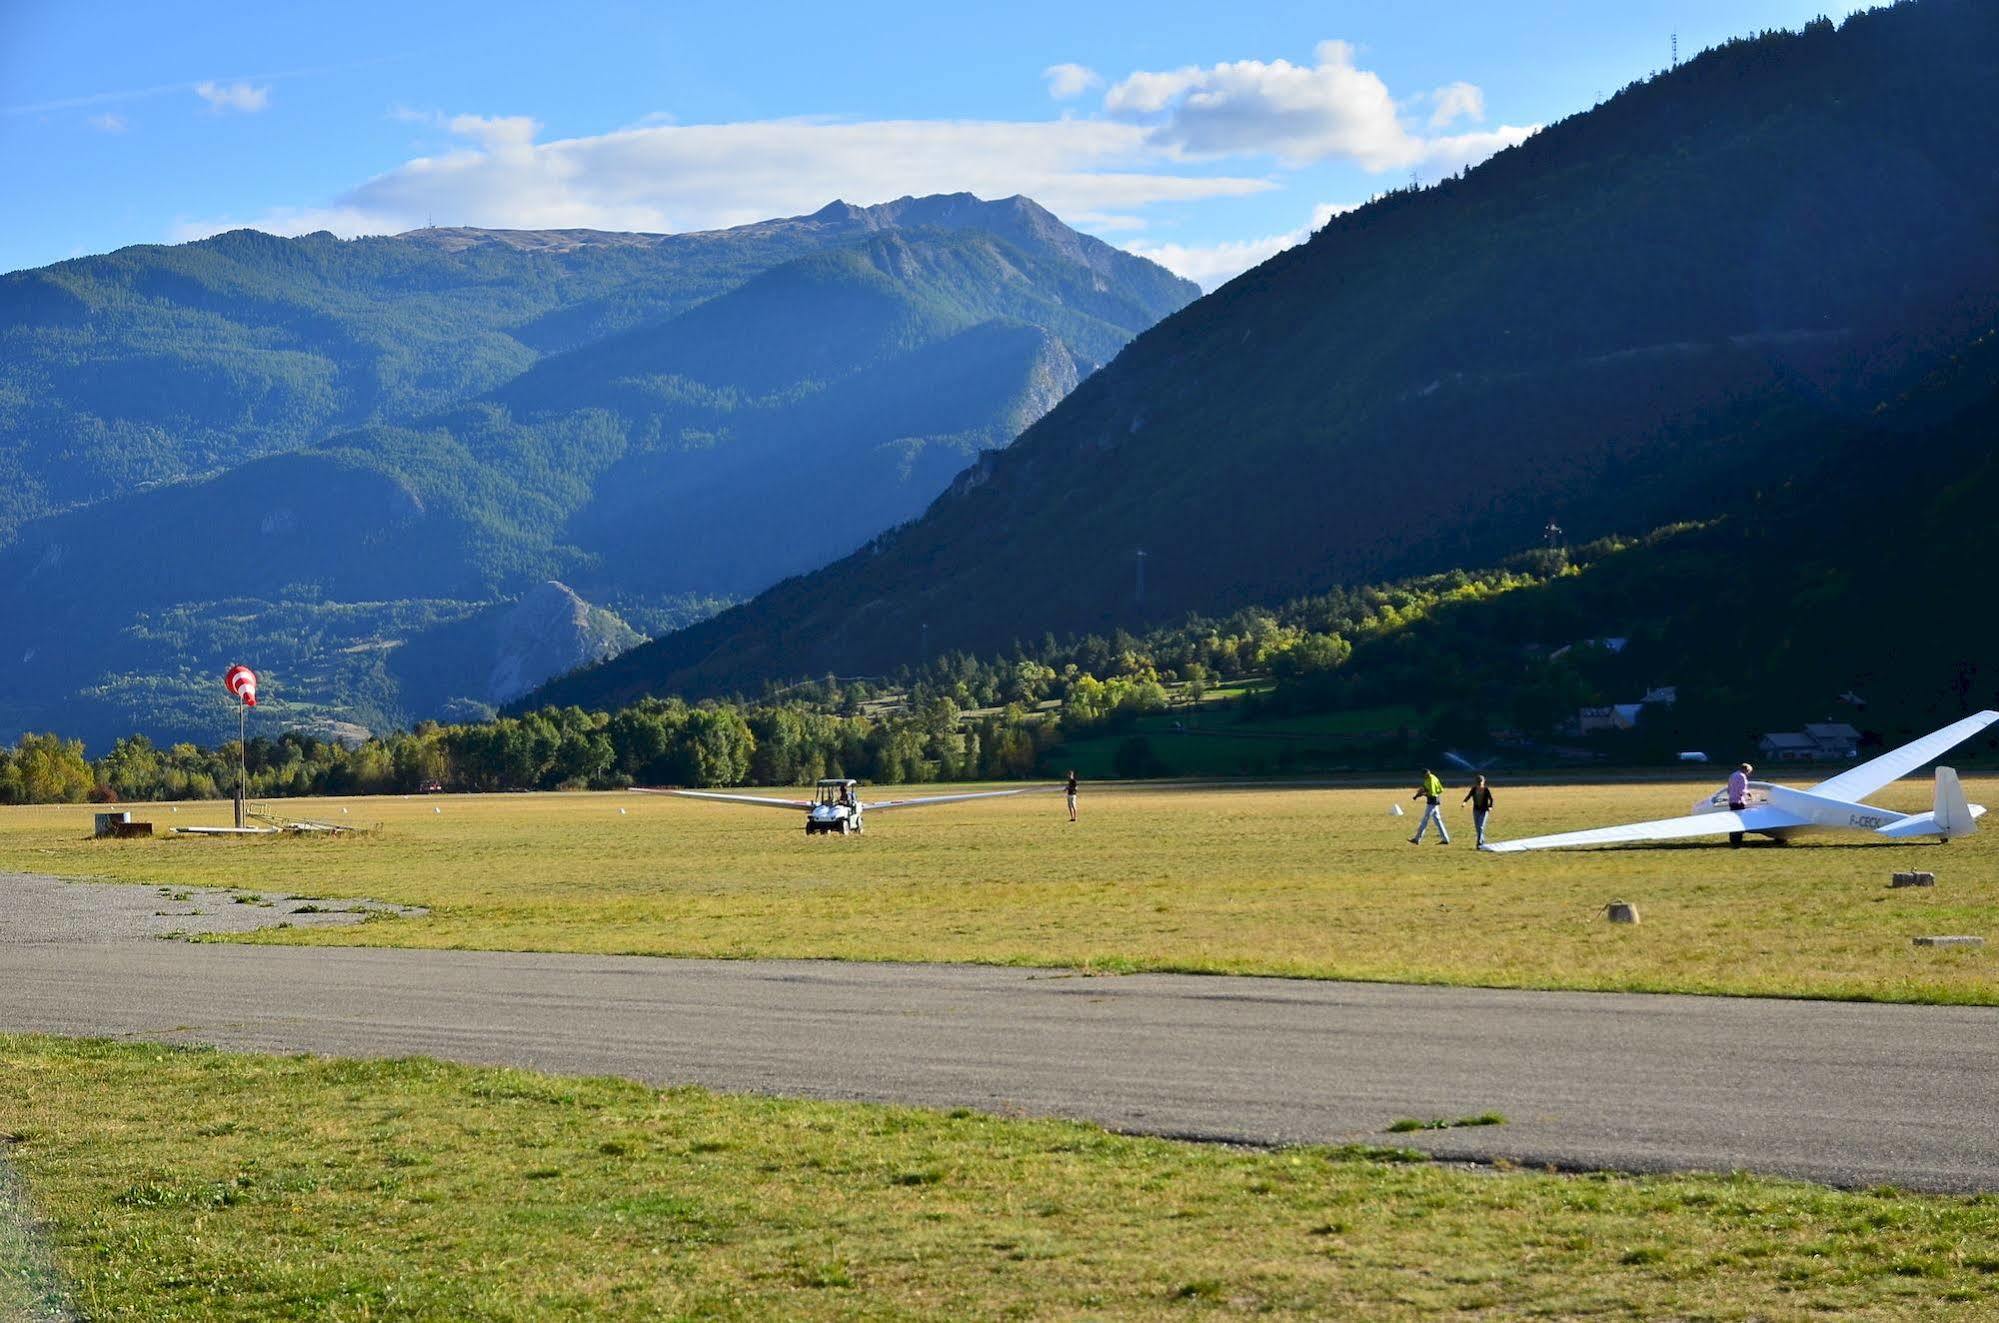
[1283,322,1999,756]
[535,0,1999,711]
[0,197,1195,746]
[0,219,808,538]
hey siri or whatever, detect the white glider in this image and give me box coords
[1487,711,1998,852]
[639,778,1047,836]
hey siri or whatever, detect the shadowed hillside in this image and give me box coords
[532,0,1999,712]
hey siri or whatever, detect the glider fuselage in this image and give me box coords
[1694,781,1976,840]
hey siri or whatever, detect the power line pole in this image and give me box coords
[1672,32,1679,68]
[1134,549,1148,607]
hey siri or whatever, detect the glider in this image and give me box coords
[1487,711,1998,852]
[639,778,1047,835]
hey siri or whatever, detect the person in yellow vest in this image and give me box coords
[1409,769,1451,845]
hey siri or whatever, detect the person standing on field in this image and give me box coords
[1410,769,1450,845]
[1065,769,1079,823]
[1463,775,1495,849]
[1727,762,1753,847]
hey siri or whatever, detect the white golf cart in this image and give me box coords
[804,779,865,836]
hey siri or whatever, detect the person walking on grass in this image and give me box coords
[1727,762,1753,848]
[1410,769,1450,845]
[1463,774,1495,850]
[1065,769,1080,823]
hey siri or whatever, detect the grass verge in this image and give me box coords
[3,1035,1996,1319]
[1387,1113,1508,1133]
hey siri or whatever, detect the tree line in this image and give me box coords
[0,539,1621,805]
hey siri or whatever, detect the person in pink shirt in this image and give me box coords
[1726,762,1753,847]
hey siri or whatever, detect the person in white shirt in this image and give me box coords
[1726,762,1753,847]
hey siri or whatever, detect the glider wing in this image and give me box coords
[1807,710,1999,804]
[649,789,815,810]
[1484,804,1807,853]
[863,787,1050,812]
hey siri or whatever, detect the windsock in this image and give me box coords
[224,664,259,707]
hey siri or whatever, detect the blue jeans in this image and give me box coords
[1473,810,1489,848]
[1413,801,1450,843]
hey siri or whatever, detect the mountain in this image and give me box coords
[531,0,1999,712]
[0,197,1196,747]
[0,220,805,539]
[1316,324,1999,754]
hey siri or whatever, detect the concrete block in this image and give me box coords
[1891,871,1936,888]
[1912,935,1984,948]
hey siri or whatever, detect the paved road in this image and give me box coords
[4,874,1994,1193]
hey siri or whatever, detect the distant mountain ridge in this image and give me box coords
[0,195,1197,746]
[530,0,1999,713]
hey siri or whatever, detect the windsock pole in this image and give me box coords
[223,665,259,828]
[236,703,248,828]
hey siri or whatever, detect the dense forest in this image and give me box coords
[16,347,1999,807]
[31,492,1991,807]
[0,542,1595,803]
[546,0,1999,710]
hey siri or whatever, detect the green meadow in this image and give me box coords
[1,776,1991,1003]
[4,1036,1996,1320]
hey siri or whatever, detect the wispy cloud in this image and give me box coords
[167,41,1528,279]
[195,81,270,113]
[1426,81,1485,130]
[3,58,390,117]
[174,114,1275,241]
[85,112,126,133]
[4,79,192,116]
[1125,201,1353,291]
[1043,63,1103,101]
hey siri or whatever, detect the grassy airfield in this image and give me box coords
[5,1035,1997,1320]
[0,776,1992,1003]
[4,784,1994,1318]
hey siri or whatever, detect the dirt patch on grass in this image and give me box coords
[0,873,424,945]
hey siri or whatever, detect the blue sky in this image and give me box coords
[2,1,1872,286]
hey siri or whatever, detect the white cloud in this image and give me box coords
[167,44,1533,273]
[86,112,126,133]
[1105,40,1534,171]
[1122,233,1296,290]
[1426,81,1484,130]
[195,81,270,113]
[1126,201,1354,291]
[1043,63,1102,100]
[1066,211,1147,233]
[175,114,1274,241]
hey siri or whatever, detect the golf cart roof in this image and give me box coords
[816,778,859,788]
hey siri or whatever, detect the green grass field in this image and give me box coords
[5,1035,1996,1320]
[0,777,1991,1003]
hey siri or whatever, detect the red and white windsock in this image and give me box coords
[224,664,259,708]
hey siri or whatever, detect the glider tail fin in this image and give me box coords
[1935,766,1976,838]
